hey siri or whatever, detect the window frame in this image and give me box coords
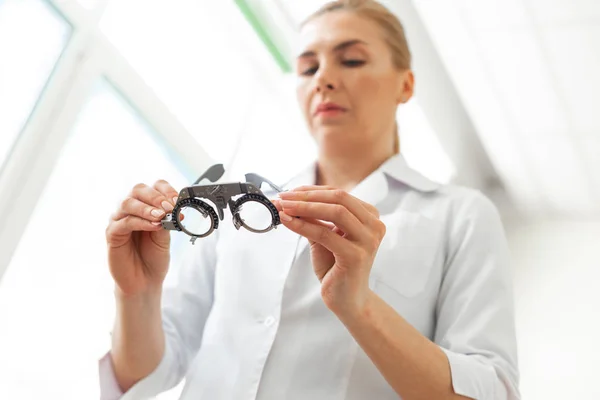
[0,0,220,282]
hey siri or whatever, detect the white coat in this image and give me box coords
[100,154,520,400]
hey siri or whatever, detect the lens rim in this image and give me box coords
[231,193,280,233]
[171,197,219,239]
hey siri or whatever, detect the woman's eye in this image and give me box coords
[342,60,365,67]
[301,66,318,76]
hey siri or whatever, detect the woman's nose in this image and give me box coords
[314,66,337,93]
[316,82,335,92]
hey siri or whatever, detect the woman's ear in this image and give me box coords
[397,70,415,104]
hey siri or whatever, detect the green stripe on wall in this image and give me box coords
[234,0,292,73]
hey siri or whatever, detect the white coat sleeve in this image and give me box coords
[98,231,220,399]
[434,191,520,400]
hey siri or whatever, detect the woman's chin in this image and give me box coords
[314,125,348,139]
[314,129,355,153]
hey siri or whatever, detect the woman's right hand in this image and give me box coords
[105,180,181,297]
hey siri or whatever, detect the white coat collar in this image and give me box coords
[379,153,441,193]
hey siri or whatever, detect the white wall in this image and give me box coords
[506,218,600,400]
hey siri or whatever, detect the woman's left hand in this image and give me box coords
[274,186,387,317]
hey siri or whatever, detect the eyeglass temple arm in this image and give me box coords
[194,164,225,185]
[244,173,284,193]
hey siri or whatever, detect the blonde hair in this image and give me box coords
[302,0,411,154]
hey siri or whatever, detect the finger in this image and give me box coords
[272,199,301,221]
[112,196,167,222]
[131,183,176,214]
[278,199,343,234]
[279,200,364,241]
[290,185,334,190]
[301,217,336,232]
[106,215,163,239]
[279,211,348,254]
[287,185,335,193]
[271,198,282,212]
[153,179,180,206]
[280,185,379,218]
[285,216,337,240]
[297,218,345,244]
[279,188,377,225]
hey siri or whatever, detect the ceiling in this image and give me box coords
[269,0,600,219]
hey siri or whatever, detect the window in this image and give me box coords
[0,0,70,169]
[0,80,189,398]
[99,0,273,168]
[282,0,330,26]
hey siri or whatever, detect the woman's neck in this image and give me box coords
[315,144,396,192]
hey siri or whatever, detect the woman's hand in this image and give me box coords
[105,180,181,297]
[274,186,386,317]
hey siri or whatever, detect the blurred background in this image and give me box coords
[0,0,598,398]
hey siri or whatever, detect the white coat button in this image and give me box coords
[264,316,275,327]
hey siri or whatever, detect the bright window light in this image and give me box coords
[0,80,188,399]
[282,0,331,26]
[99,0,319,186]
[0,0,70,169]
[77,0,102,10]
[99,0,270,168]
[397,98,456,184]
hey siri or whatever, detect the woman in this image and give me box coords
[101,1,520,399]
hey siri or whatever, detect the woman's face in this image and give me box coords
[296,10,414,155]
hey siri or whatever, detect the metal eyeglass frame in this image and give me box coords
[161,164,284,244]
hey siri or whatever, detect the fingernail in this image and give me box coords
[173,196,178,204]
[279,211,293,222]
[151,209,165,218]
[162,201,174,212]
[151,221,162,226]
[280,200,296,209]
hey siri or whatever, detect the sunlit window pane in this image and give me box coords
[0,80,191,399]
[0,0,70,168]
[282,0,330,26]
[99,0,269,167]
[77,0,102,10]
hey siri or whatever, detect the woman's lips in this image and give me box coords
[314,102,347,117]
[317,108,346,117]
